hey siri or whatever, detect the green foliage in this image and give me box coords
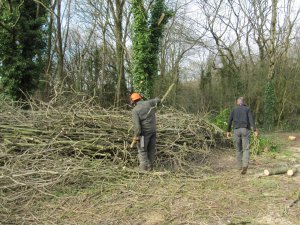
[131,0,172,99]
[0,0,48,100]
[211,108,230,131]
[251,135,279,156]
[211,108,279,156]
[279,118,300,131]
[263,81,277,131]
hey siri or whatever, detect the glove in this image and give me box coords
[133,136,140,141]
[226,132,232,138]
[130,136,140,148]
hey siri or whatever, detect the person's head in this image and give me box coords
[236,97,245,106]
[130,93,142,104]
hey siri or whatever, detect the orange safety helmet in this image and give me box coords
[130,93,142,102]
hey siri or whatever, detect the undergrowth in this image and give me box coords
[211,108,279,155]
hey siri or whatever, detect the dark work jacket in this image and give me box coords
[227,105,256,132]
[132,98,161,137]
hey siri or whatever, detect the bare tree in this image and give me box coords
[108,0,128,106]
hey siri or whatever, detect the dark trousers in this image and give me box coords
[137,133,156,170]
[234,128,250,168]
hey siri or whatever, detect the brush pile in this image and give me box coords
[0,99,229,166]
[0,98,230,224]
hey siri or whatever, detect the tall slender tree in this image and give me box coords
[108,0,127,106]
[264,0,278,130]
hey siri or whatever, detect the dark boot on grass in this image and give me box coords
[241,166,248,175]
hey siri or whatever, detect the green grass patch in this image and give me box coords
[251,135,280,156]
[52,185,82,197]
[282,150,292,157]
[251,178,279,189]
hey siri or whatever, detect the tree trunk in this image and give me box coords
[44,1,56,99]
[109,0,127,107]
[264,0,278,130]
[56,0,64,84]
[267,0,278,81]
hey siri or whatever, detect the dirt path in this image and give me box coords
[208,132,300,225]
[32,133,300,225]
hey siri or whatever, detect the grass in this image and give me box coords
[250,178,279,189]
[35,160,299,225]
[282,150,293,157]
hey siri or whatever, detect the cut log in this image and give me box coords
[264,167,288,176]
[287,168,298,177]
[288,136,296,141]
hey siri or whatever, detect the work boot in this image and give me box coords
[241,167,248,175]
[149,164,154,171]
[139,164,148,172]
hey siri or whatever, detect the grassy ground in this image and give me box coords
[12,133,300,225]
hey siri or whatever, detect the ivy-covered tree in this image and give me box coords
[131,0,172,98]
[0,0,48,100]
[264,0,278,130]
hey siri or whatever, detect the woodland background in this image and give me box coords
[1,0,300,130]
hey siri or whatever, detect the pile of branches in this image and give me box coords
[0,98,229,167]
[0,98,230,224]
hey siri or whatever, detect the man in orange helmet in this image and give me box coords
[130,93,161,171]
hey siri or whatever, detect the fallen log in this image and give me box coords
[287,168,298,177]
[264,167,289,176]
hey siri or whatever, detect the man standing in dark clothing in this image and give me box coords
[130,93,161,171]
[227,97,258,174]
